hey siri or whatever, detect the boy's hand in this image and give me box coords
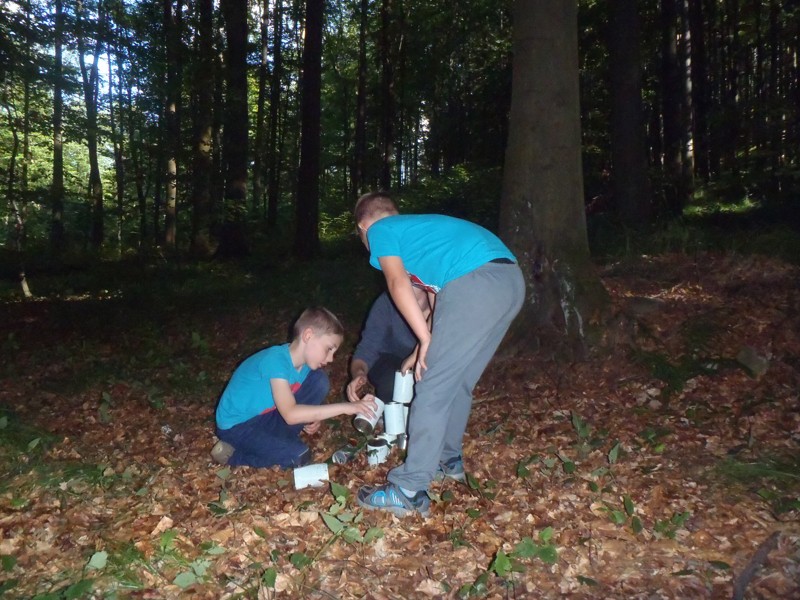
[346,374,367,402]
[303,421,322,434]
[351,394,377,419]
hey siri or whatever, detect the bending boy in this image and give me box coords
[212,307,376,468]
[353,192,525,517]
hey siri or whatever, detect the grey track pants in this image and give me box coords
[387,261,525,492]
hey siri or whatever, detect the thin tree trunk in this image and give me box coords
[378,0,394,189]
[266,0,284,229]
[77,0,105,250]
[293,0,324,259]
[4,105,32,297]
[661,0,684,217]
[108,42,125,253]
[351,0,368,197]
[252,0,270,218]
[608,0,653,225]
[688,0,710,181]
[50,0,65,253]
[190,0,216,257]
[163,0,182,250]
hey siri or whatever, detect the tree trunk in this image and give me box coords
[266,0,284,229]
[688,0,710,182]
[500,0,606,359]
[77,0,105,250]
[608,0,653,225]
[50,0,65,253]
[351,0,368,197]
[4,104,32,297]
[660,0,684,217]
[378,0,394,189]
[163,0,182,250]
[219,0,250,257]
[293,0,323,259]
[252,0,270,218]
[189,0,216,258]
[108,43,125,253]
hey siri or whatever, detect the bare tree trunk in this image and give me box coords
[688,0,710,181]
[252,0,270,218]
[77,0,105,250]
[219,0,250,257]
[378,0,394,189]
[190,0,216,257]
[108,40,125,254]
[500,0,605,358]
[608,0,653,225]
[351,0,368,197]
[163,0,182,250]
[266,0,285,229]
[4,104,32,297]
[294,0,323,259]
[50,0,66,253]
[661,0,684,217]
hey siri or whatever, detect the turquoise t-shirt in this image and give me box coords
[367,214,516,292]
[216,344,309,430]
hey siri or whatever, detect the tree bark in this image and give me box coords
[50,0,65,253]
[500,0,606,359]
[608,0,653,225]
[219,0,250,257]
[293,0,323,259]
[252,0,270,218]
[189,0,216,257]
[351,0,368,197]
[266,0,284,229]
[378,0,395,189]
[163,0,182,249]
[660,0,684,217]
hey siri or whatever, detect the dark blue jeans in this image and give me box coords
[369,352,406,402]
[216,369,329,468]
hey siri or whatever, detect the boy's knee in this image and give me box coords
[297,369,330,405]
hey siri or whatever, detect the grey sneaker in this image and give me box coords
[434,456,466,482]
[357,483,431,517]
[211,440,234,465]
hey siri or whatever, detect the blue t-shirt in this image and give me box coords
[216,344,309,430]
[367,214,516,292]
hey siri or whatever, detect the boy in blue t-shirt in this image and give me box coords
[212,307,376,468]
[352,192,525,517]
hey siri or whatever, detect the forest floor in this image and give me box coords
[0,251,799,599]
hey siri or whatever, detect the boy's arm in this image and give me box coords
[378,256,431,344]
[271,378,375,424]
[378,256,432,378]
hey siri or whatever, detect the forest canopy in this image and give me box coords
[1,0,798,265]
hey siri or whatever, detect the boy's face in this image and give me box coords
[303,330,342,370]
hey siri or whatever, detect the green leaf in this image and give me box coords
[330,481,350,501]
[587,481,599,493]
[0,416,7,429]
[216,467,231,481]
[623,495,635,516]
[342,527,363,544]
[159,529,178,552]
[290,552,313,569]
[191,558,211,577]
[709,560,731,570]
[608,442,621,464]
[610,510,627,525]
[562,460,576,474]
[87,551,108,570]
[363,527,384,543]
[672,568,694,577]
[539,527,554,543]
[490,550,512,577]
[512,537,538,558]
[466,472,480,490]
[1,555,16,572]
[517,463,530,477]
[321,513,345,535]
[536,545,558,564]
[631,516,643,534]
[64,579,93,599]
[173,571,197,588]
[441,490,455,502]
[262,567,277,587]
[466,508,481,519]
[577,575,598,586]
[254,527,268,539]
[27,437,41,451]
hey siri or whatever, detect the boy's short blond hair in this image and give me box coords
[354,191,398,225]
[293,307,344,339]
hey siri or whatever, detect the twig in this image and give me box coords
[731,531,780,600]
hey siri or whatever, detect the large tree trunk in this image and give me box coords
[293,0,323,260]
[660,0,684,217]
[608,0,652,225]
[219,0,250,257]
[688,0,710,182]
[189,0,216,257]
[108,41,125,253]
[500,0,606,359]
[50,0,65,253]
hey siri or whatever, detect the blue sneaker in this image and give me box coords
[357,483,431,517]
[433,456,466,482]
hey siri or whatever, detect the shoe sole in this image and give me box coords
[211,442,234,465]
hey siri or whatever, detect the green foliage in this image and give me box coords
[716,453,800,515]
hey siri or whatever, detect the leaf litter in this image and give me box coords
[0,252,798,598]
